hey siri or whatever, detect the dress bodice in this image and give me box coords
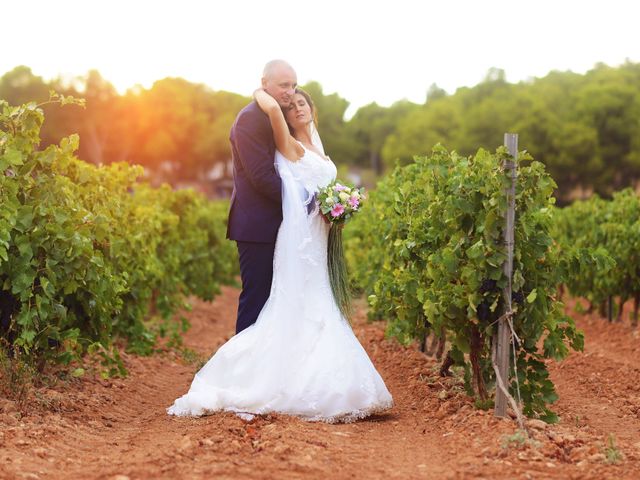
[285,143,337,194]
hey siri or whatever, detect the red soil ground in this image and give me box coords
[1,288,639,479]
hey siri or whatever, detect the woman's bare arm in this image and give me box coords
[253,89,304,161]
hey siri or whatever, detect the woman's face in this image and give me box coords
[285,93,313,130]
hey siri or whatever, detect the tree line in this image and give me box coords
[1,62,639,201]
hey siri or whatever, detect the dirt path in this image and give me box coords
[1,288,639,479]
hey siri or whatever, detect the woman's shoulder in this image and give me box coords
[277,149,305,165]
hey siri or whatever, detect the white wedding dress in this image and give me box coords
[166,142,393,423]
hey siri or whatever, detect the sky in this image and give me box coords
[3,0,639,117]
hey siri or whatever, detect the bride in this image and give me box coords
[166,87,393,423]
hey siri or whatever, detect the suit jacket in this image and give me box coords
[226,101,283,243]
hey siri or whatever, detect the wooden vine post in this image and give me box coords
[494,133,518,418]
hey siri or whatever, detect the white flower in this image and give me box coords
[326,197,335,206]
[338,192,350,202]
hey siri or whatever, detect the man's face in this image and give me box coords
[262,65,297,108]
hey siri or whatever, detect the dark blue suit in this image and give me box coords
[227,102,282,334]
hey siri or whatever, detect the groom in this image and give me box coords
[226,60,298,334]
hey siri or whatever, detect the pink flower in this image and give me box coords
[330,203,345,218]
[334,184,347,192]
[348,196,360,209]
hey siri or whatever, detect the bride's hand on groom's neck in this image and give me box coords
[254,88,279,115]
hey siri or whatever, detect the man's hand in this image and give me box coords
[307,193,317,215]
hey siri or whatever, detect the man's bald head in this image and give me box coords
[261,60,297,108]
[263,59,295,79]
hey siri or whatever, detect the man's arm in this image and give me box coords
[234,110,282,203]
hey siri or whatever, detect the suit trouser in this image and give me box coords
[235,241,276,334]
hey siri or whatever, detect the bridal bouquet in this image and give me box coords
[317,182,365,224]
[317,181,366,320]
